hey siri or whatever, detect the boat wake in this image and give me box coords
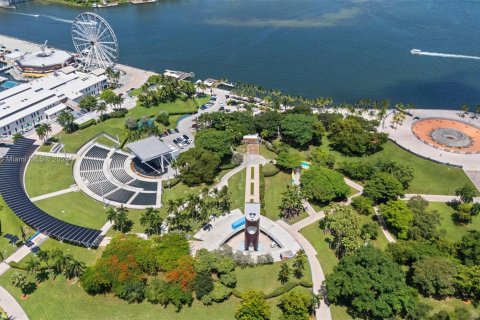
[42,15,74,24]
[11,12,39,17]
[415,50,480,60]
[9,12,72,23]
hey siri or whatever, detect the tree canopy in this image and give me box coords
[280,114,323,148]
[328,118,387,156]
[195,129,233,160]
[325,246,416,319]
[363,172,404,203]
[411,256,457,298]
[379,200,413,240]
[235,290,270,320]
[276,148,302,171]
[177,147,221,186]
[301,166,349,203]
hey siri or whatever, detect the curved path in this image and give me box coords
[277,218,332,320]
[0,285,29,320]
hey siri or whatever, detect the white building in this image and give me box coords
[0,68,107,136]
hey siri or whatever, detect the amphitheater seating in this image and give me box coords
[0,139,101,247]
[111,169,134,184]
[106,189,136,203]
[128,179,158,191]
[85,146,110,159]
[130,193,157,206]
[87,180,118,197]
[110,153,129,169]
[78,146,158,206]
[80,159,104,171]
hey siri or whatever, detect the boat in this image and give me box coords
[411,49,421,55]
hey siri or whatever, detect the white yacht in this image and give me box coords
[411,49,421,55]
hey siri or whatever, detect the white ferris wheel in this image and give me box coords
[71,12,119,70]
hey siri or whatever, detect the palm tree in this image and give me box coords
[25,258,40,275]
[96,102,107,119]
[106,207,117,224]
[43,123,52,141]
[115,205,130,232]
[217,186,231,215]
[64,259,86,280]
[140,207,163,236]
[36,250,50,278]
[57,110,77,133]
[35,125,46,142]
[51,249,72,278]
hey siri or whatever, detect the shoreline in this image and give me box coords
[0,33,156,93]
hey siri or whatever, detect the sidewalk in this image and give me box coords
[277,220,332,320]
[0,286,28,320]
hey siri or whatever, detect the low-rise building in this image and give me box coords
[0,68,107,136]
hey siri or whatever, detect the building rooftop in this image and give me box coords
[126,136,173,162]
[17,49,73,68]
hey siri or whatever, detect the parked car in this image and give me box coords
[269,242,278,248]
[163,130,169,136]
[202,223,212,231]
[168,129,174,134]
[174,128,179,133]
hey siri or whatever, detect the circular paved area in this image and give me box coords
[412,118,480,153]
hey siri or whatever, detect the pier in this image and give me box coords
[0,65,13,72]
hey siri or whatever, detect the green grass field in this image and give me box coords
[54,98,207,153]
[228,169,246,212]
[0,196,33,257]
[24,156,75,198]
[33,192,108,229]
[420,296,479,319]
[132,97,208,117]
[264,171,292,220]
[319,139,477,195]
[95,136,119,148]
[0,257,312,320]
[300,210,389,275]
[428,202,480,241]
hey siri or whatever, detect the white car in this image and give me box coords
[269,242,278,248]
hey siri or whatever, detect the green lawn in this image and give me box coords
[235,260,312,294]
[33,191,108,229]
[0,256,312,320]
[420,296,479,319]
[39,238,104,266]
[264,171,292,220]
[56,98,207,153]
[428,202,480,241]
[228,169,246,211]
[95,135,119,148]
[300,214,388,320]
[0,268,238,320]
[132,97,208,117]
[24,156,75,198]
[300,211,389,275]
[319,138,477,195]
[0,196,33,257]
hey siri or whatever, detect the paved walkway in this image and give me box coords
[380,109,480,170]
[402,194,480,203]
[0,285,28,320]
[277,219,332,320]
[33,151,76,159]
[30,186,79,202]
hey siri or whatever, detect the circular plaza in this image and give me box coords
[412,118,480,154]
